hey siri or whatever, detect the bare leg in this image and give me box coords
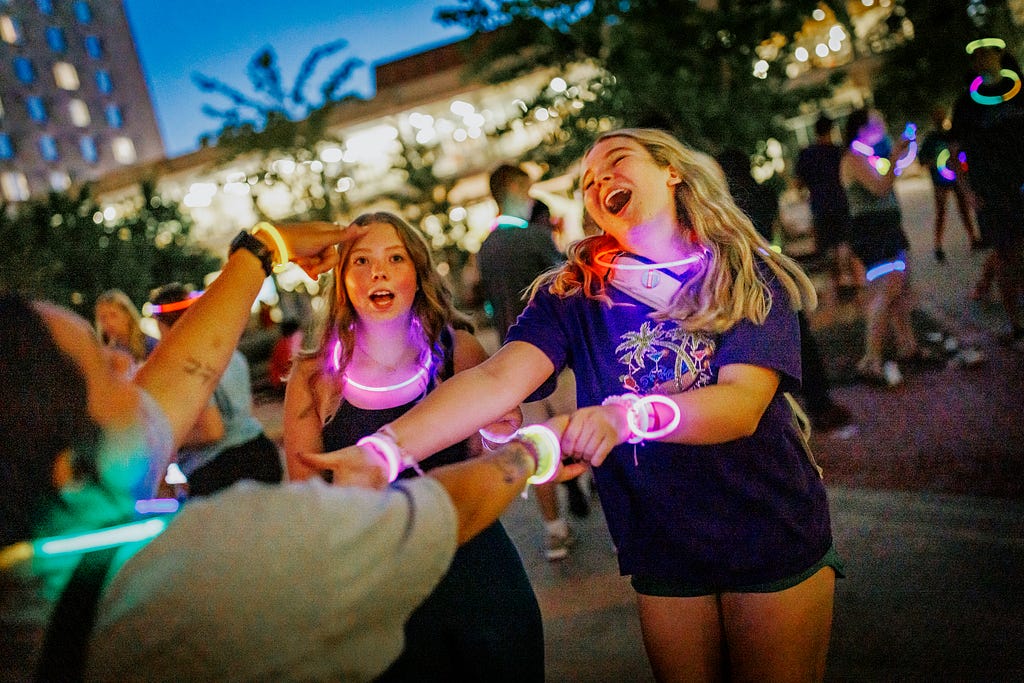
[933,185,949,255]
[952,185,979,244]
[636,593,724,682]
[860,278,889,367]
[720,567,836,683]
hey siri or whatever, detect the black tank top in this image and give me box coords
[320,328,467,476]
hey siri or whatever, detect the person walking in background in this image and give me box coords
[919,106,983,261]
[284,212,546,681]
[951,37,1024,349]
[795,115,861,299]
[841,109,939,386]
[150,282,283,496]
[475,162,589,561]
[94,288,157,372]
[717,148,854,434]
[300,128,841,682]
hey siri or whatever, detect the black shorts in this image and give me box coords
[976,189,1024,250]
[812,210,850,251]
[849,209,910,270]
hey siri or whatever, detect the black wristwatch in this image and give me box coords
[229,230,274,277]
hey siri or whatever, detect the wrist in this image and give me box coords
[510,424,560,485]
[602,393,682,443]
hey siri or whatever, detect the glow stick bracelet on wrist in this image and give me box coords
[356,434,402,483]
[479,425,516,451]
[603,393,682,443]
[601,393,647,444]
[512,424,561,485]
[252,222,291,273]
[627,395,682,440]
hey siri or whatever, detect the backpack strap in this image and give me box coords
[36,545,118,682]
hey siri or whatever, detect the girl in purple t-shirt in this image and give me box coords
[301,128,839,682]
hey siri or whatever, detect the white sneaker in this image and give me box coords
[544,529,574,561]
[882,361,903,386]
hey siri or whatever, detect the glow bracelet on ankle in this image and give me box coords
[513,424,561,485]
[252,222,291,273]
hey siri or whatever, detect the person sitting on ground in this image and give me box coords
[0,221,581,682]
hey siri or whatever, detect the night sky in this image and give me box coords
[123,0,471,158]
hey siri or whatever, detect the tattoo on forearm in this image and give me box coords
[183,356,217,385]
[493,445,533,484]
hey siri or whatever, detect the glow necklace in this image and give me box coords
[936,149,957,182]
[0,516,172,570]
[970,70,1021,105]
[851,123,917,177]
[492,215,529,230]
[595,250,704,272]
[336,341,432,393]
[148,290,203,314]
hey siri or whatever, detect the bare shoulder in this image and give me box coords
[452,328,489,372]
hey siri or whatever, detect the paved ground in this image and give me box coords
[254,174,1024,681]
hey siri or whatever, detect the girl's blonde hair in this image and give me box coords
[537,128,817,333]
[94,289,150,361]
[306,211,471,385]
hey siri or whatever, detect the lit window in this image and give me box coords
[105,103,122,128]
[69,99,90,127]
[27,96,47,122]
[49,170,70,191]
[1,16,21,44]
[45,26,65,52]
[79,136,97,163]
[36,0,53,15]
[39,135,59,162]
[1,171,30,201]
[84,35,102,59]
[74,1,91,23]
[53,62,79,90]
[0,133,13,159]
[14,57,34,84]
[95,69,112,93]
[111,136,136,164]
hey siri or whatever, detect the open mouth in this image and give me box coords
[369,290,395,305]
[604,188,632,215]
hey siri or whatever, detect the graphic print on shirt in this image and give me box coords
[615,320,715,394]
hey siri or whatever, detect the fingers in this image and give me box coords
[554,407,623,468]
[294,446,390,490]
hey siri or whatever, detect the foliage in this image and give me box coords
[870,0,1024,125]
[193,41,366,221]
[0,183,220,317]
[436,0,826,170]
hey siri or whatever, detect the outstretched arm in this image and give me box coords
[135,222,362,450]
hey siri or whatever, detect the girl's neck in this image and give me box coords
[352,316,423,370]
[618,217,697,267]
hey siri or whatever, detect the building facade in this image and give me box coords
[0,0,163,201]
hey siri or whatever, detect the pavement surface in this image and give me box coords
[254,174,1024,681]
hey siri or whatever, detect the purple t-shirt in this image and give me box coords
[508,268,833,587]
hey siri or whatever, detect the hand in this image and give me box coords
[276,221,369,279]
[293,444,390,490]
[542,414,590,481]
[554,405,631,468]
[479,407,524,449]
